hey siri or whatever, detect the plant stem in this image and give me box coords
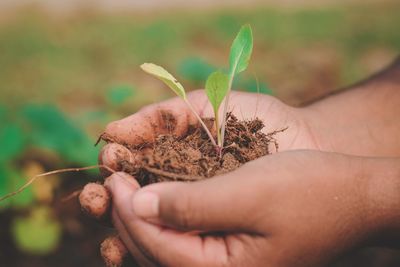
[184,98,217,147]
[215,111,222,147]
[220,72,235,147]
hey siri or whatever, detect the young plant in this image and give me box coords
[140,63,217,147]
[220,24,253,145]
[141,25,254,151]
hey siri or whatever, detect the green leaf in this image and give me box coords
[140,63,186,99]
[229,24,253,76]
[12,206,61,255]
[205,71,229,113]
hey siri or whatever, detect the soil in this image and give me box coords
[102,113,286,186]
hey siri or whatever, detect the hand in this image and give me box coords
[100,91,400,266]
[99,90,326,266]
[100,90,323,158]
[104,150,399,267]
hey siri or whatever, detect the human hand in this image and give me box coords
[100,91,400,266]
[104,150,399,267]
[99,90,322,173]
[98,90,324,266]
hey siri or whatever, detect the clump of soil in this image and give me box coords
[79,183,110,220]
[103,113,285,186]
[100,236,128,267]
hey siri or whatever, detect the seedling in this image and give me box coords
[141,24,253,153]
[221,24,253,144]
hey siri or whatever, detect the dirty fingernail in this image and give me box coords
[99,143,140,175]
[104,172,139,192]
[115,172,138,187]
[132,191,159,219]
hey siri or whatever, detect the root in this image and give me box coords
[0,164,116,203]
[62,189,82,202]
[144,167,202,181]
[267,126,289,152]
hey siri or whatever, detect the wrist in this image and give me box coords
[360,157,400,246]
[298,78,400,157]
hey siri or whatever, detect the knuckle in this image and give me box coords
[104,121,119,135]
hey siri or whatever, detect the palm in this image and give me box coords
[104,90,320,153]
[219,91,320,152]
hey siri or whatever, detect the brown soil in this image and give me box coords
[103,113,286,186]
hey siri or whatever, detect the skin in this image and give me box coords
[101,57,400,267]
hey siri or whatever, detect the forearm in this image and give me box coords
[302,57,400,157]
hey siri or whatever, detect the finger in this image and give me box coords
[105,172,151,265]
[99,143,143,177]
[104,90,211,146]
[131,160,265,232]
[106,173,229,266]
[112,208,157,267]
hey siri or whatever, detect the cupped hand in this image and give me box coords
[98,91,345,267]
[99,90,322,164]
[104,150,392,267]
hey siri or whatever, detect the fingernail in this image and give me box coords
[132,191,159,219]
[104,172,139,192]
[115,172,138,187]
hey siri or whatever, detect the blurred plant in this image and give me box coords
[178,57,216,85]
[12,205,61,255]
[0,103,100,255]
[106,84,136,106]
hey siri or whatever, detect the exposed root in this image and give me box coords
[143,166,203,181]
[266,126,289,152]
[62,189,82,202]
[0,164,116,202]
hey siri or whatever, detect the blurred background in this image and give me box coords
[0,0,399,266]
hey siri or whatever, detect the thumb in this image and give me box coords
[131,169,258,231]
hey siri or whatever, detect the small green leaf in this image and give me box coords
[140,63,186,99]
[229,24,253,76]
[205,71,229,113]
